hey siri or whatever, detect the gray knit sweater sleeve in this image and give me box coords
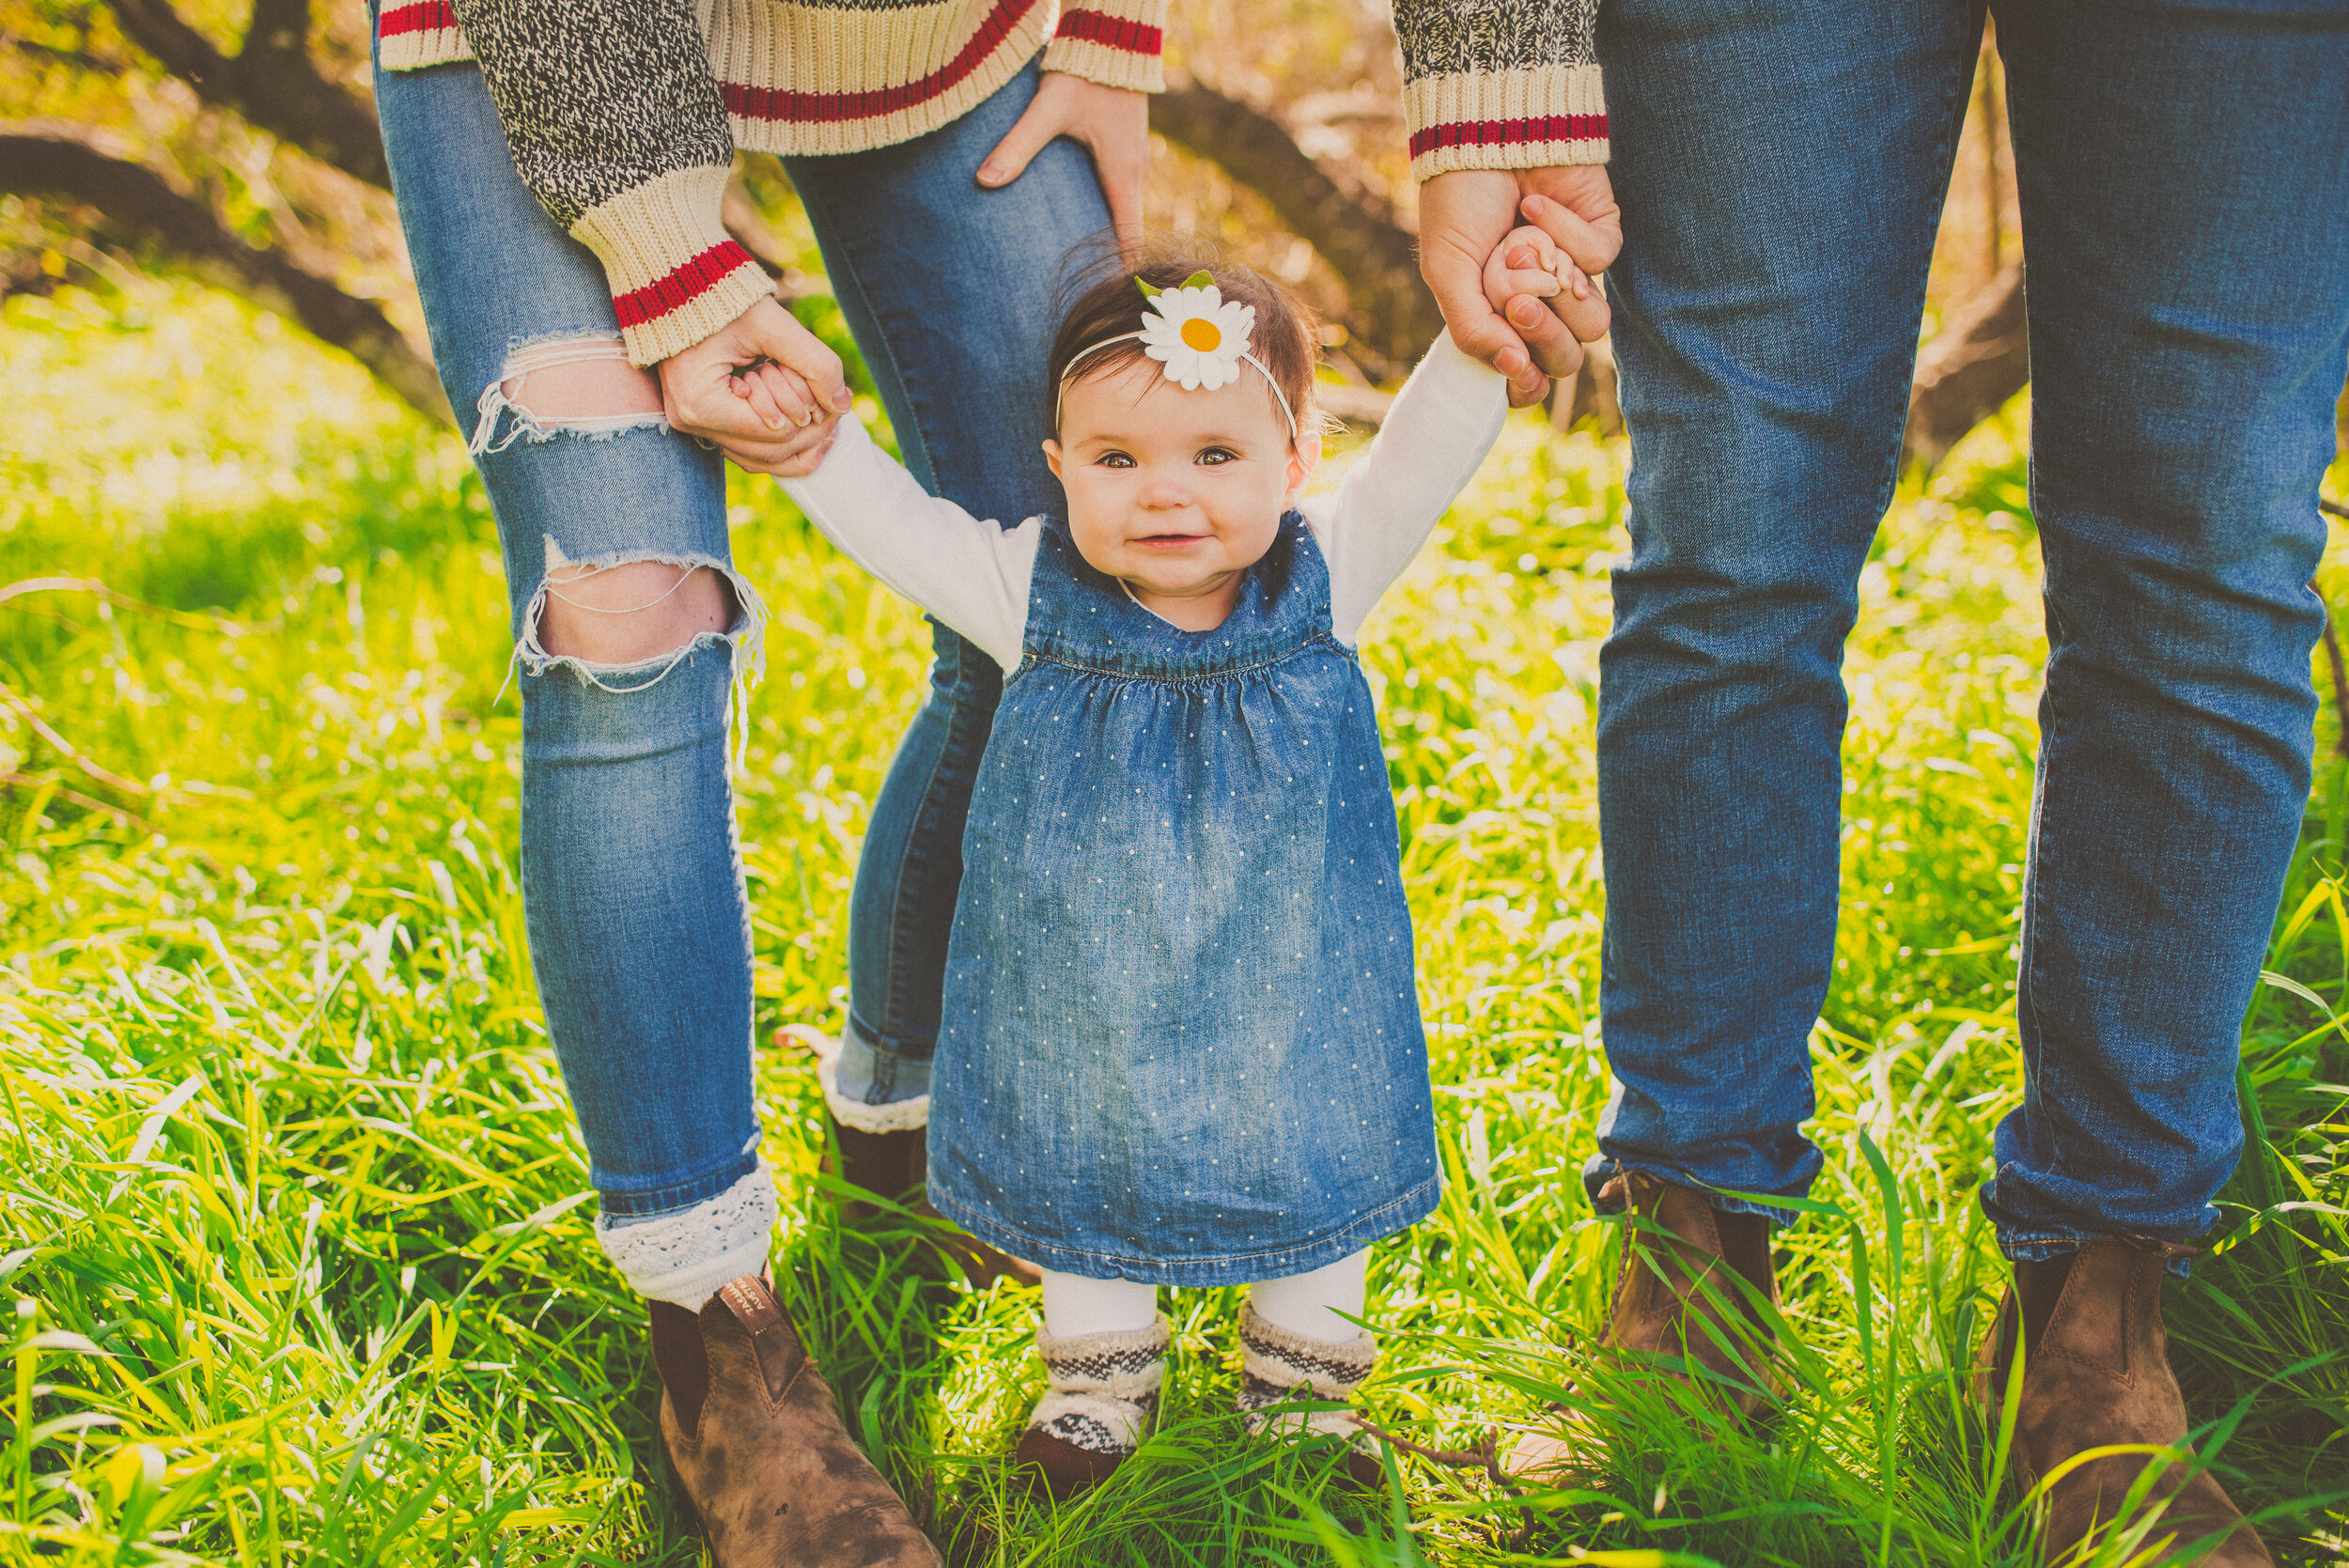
[444,0,772,365]
[1392,0,1609,179]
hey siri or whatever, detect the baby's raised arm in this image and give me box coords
[1303,331,1508,644]
[780,418,1038,673]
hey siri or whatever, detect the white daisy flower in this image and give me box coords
[1138,282,1257,392]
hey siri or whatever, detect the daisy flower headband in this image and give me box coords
[1055,272,1299,439]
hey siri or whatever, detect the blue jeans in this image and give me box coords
[1589,0,2349,1257]
[376,46,1104,1226]
[784,118,1110,1112]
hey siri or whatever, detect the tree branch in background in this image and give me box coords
[101,0,390,189]
[1151,79,1442,368]
[1906,261,2028,469]
[1,123,448,422]
[2322,613,2349,760]
[34,9,2046,458]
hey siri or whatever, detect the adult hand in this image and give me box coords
[977,70,1148,246]
[1421,166,1621,408]
[661,295,852,476]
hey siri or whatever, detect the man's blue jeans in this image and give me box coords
[1590,0,2349,1257]
[377,45,1104,1250]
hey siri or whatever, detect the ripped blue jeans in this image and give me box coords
[375,35,1106,1306]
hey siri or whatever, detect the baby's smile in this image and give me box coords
[1043,358,1317,632]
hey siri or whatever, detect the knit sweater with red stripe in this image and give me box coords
[379,0,1602,366]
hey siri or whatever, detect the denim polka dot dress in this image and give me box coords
[923,511,1441,1285]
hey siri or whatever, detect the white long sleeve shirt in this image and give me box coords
[782,331,1508,670]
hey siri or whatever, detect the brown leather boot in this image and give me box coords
[827,1117,926,1220]
[825,1116,1042,1288]
[651,1275,942,1566]
[1597,1171,1779,1413]
[1510,1172,1778,1477]
[781,1025,1040,1288]
[1972,1239,2269,1566]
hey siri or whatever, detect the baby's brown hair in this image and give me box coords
[1047,248,1319,445]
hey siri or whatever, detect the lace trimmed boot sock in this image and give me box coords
[1236,1301,1384,1487]
[650,1274,941,1567]
[1510,1171,1779,1479]
[1011,1313,1170,1500]
[1972,1239,2269,1566]
[782,1024,1039,1287]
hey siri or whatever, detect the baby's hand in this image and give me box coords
[1482,224,1592,316]
[729,356,826,431]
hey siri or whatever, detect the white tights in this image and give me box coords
[1039,1250,1368,1343]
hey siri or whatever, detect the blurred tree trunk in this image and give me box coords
[1150,80,1441,368]
[1905,262,2028,469]
[1,121,449,421]
[101,0,391,188]
[17,0,804,431]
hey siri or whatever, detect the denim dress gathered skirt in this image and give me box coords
[923,512,1442,1285]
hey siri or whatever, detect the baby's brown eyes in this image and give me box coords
[1197,447,1237,465]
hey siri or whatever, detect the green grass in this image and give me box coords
[1,277,2344,1565]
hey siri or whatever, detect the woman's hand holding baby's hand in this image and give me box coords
[730,358,819,432]
[661,296,850,477]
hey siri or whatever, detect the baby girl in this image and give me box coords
[771,231,1576,1494]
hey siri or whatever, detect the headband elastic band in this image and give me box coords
[1053,333,1299,440]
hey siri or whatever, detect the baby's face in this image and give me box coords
[1045,359,1315,630]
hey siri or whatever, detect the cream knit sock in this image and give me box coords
[1236,1300,1377,1444]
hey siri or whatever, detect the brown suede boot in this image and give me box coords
[1972,1239,2269,1566]
[651,1275,942,1567]
[825,1116,1042,1288]
[781,1024,1040,1288]
[1596,1172,1779,1410]
[1510,1172,1778,1477]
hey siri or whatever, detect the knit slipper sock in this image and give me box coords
[1012,1314,1169,1500]
[1237,1301,1383,1486]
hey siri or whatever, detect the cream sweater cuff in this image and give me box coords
[569,164,774,365]
[1405,63,1609,181]
[1043,1,1168,94]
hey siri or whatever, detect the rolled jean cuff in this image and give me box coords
[1995,1229,2194,1279]
[597,1160,780,1309]
[1582,1155,1803,1230]
[827,1016,932,1133]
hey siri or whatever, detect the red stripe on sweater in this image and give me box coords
[379,0,458,39]
[612,241,757,330]
[723,0,1041,124]
[1054,9,1162,54]
[1408,115,1610,158]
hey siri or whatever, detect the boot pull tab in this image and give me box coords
[718,1276,808,1402]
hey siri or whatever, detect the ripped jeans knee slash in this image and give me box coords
[507,547,770,769]
[470,334,672,455]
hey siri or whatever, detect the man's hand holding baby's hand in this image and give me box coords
[1482,225,1609,407]
[1483,225,1580,310]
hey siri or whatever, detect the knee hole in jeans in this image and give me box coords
[534,561,738,665]
[470,336,669,455]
